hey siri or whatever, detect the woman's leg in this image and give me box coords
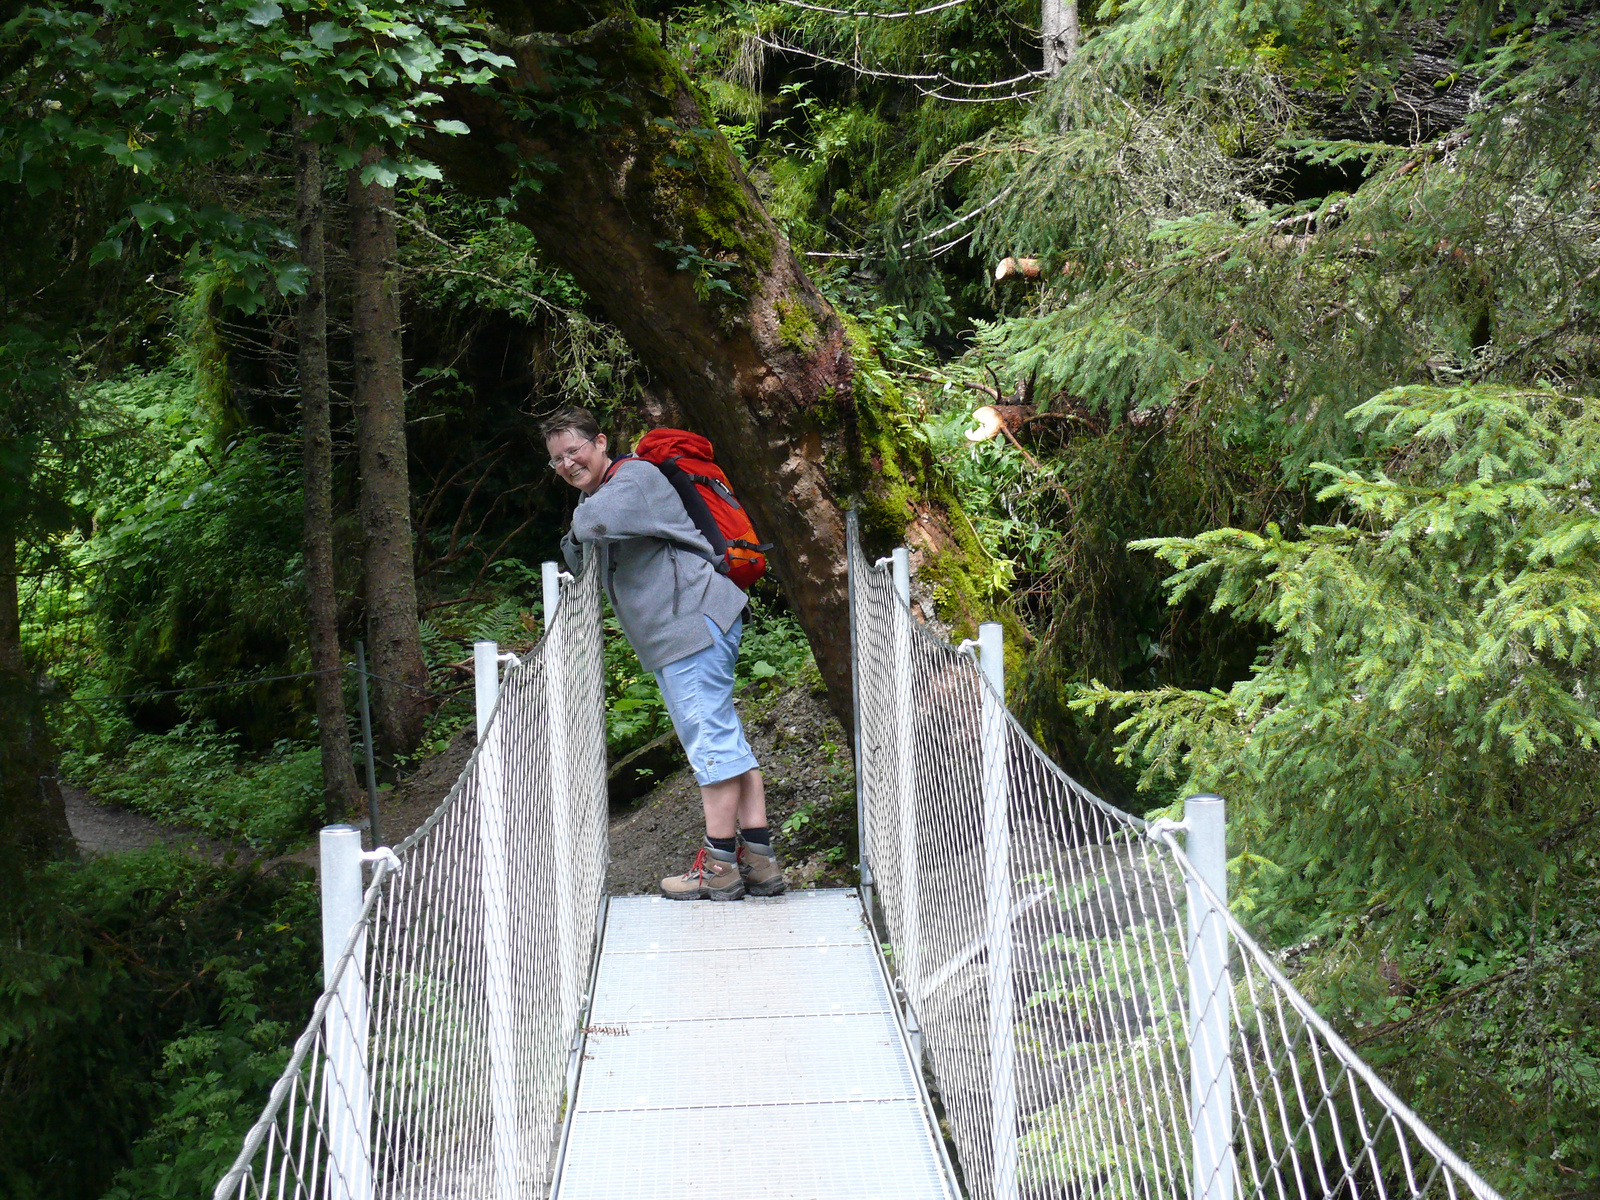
[697,767,764,838]
[658,618,762,898]
[700,774,742,839]
[736,768,766,830]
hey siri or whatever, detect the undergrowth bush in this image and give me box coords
[777,734,857,870]
[0,851,318,1200]
[61,723,321,848]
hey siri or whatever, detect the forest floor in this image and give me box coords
[63,679,859,894]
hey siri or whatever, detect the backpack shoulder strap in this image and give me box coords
[601,453,635,486]
[657,456,729,564]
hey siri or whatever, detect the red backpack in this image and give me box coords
[603,428,770,590]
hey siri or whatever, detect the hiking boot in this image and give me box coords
[661,845,746,901]
[738,841,789,897]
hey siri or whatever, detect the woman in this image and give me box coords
[544,405,786,900]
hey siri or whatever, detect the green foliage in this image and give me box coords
[654,239,744,301]
[399,193,645,411]
[886,10,1600,827]
[4,0,509,308]
[69,368,309,746]
[1083,0,1595,94]
[737,603,816,693]
[654,0,1031,333]
[100,964,292,1200]
[1078,384,1600,1192]
[603,613,673,757]
[0,851,318,1200]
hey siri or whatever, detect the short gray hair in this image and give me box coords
[538,405,601,444]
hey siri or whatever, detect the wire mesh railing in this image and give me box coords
[215,556,609,1200]
[847,512,1503,1200]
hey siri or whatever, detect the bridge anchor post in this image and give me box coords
[476,640,522,1200]
[320,824,373,1200]
[1185,793,1234,1200]
[977,622,1018,1200]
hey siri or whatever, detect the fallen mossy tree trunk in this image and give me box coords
[429,0,1012,732]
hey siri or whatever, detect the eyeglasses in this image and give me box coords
[547,437,595,471]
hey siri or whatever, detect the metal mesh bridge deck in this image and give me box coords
[555,889,956,1200]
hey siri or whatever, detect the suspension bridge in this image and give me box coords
[216,513,1504,1200]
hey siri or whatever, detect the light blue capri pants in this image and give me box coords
[653,615,761,786]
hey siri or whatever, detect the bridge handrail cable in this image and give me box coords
[847,511,1504,1200]
[214,553,609,1200]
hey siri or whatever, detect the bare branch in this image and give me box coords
[754,34,938,81]
[766,0,968,18]
[755,33,1044,97]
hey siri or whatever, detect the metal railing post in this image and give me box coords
[1185,793,1234,1200]
[320,825,373,1200]
[977,622,1018,1200]
[474,640,520,1200]
[890,546,923,1059]
[543,561,579,1042]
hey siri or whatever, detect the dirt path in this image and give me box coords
[62,679,858,893]
[62,783,240,861]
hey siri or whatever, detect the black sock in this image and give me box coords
[741,826,771,849]
[706,835,738,854]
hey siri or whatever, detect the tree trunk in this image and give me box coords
[1297,44,1474,145]
[297,117,360,819]
[430,1,1001,734]
[1042,0,1078,75]
[0,527,20,680]
[348,146,428,759]
[0,528,71,897]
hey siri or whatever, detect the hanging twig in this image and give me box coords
[382,206,571,319]
[915,87,1043,104]
[756,33,1041,99]
[767,0,968,17]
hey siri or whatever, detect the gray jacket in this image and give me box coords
[560,458,748,672]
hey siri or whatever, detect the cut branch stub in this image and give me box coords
[994,256,1042,283]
